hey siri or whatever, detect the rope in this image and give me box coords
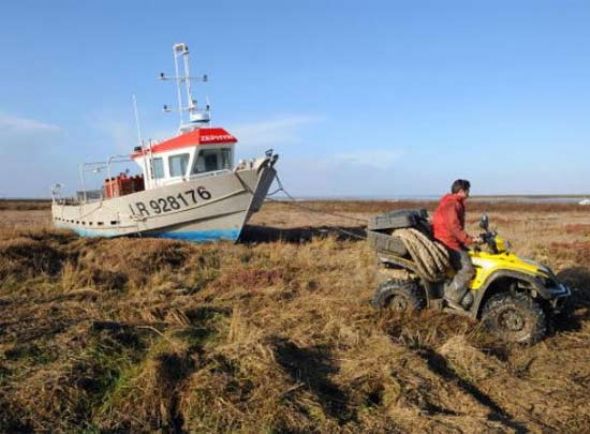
[394,228,451,282]
[266,176,451,279]
[265,175,368,240]
[268,175,367,224]
[267,176,452,280]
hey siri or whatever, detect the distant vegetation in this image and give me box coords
[0,199,51,211]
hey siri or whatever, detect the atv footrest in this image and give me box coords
[429,299,444,311]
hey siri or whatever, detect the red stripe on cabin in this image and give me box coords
[131,127,237,158]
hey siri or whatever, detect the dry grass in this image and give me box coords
[0,199,51,211]
[1,200,590,432]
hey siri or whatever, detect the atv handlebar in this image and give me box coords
[480,231,497,252]
[476,224,511,254]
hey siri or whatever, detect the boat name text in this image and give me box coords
[129,186,212,217]
[201,134,234,143]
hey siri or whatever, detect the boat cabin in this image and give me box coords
[129,127,237,191]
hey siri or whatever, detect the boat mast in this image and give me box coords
[132,94,143,147]
[160,42,210,133]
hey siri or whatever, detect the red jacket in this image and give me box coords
[432,193,473,251]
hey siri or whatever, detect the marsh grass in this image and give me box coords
[0,201,590,432]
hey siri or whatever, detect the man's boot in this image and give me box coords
[460,291,474,309]
[443,281,472,310]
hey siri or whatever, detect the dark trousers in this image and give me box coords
[446,248,475,300]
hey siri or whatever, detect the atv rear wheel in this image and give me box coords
[372,279,425,313]
[481,292,547,344]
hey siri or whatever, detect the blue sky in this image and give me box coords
[1,0,589,198]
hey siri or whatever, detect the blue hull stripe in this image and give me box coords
[152,229,241,242]
[65,225,241,243]
[67,227,121,238]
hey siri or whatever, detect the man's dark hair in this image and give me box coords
[451,179,471,194]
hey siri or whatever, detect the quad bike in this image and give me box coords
[369,209,572,344]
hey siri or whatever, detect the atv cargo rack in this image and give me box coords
[367,209,430,258]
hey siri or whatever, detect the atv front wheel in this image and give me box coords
[372,279,425,312]
[481,293,547,344]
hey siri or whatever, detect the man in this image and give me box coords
[432,179,478,309]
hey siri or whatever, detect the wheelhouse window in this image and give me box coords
[169,153,190,177]
[151,158,165,179]
[220,148,232,170]
[191,148,232,175]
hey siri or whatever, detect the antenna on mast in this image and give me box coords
[159,42,210,133]
[132,94,143,147]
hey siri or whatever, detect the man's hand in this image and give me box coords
[471,235,484,245]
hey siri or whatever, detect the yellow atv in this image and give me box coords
[370,210,571,344]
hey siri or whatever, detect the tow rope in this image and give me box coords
[266,177,452,282]
[265,175,368,240]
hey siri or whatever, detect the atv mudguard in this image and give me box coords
[377,253,442,308]
[469,270,571,319]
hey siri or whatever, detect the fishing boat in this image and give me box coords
[52,43,278,242]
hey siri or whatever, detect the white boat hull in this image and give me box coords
[52,156,277,242]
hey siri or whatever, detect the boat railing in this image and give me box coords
[53,190,103,206]
[76,155,136,203]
